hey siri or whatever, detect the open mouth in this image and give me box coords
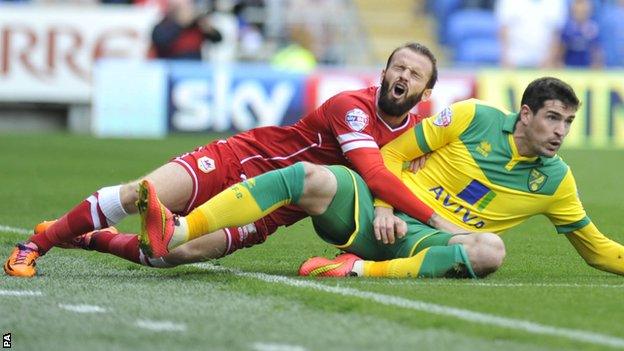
[392,82,407,98]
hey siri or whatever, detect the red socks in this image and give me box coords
[30,185,128,254]
[89,230,141,264]
[30,198,104,253]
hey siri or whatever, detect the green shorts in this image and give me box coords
[311,166,453,261]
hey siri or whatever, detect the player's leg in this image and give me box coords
[161,231,228,265]
[28,161,190,251]
[82,162,198,267]
[298,165,376,277]
[138,161,338,257]
[317,230,504,278]
[89,138,278,268]
[447,232,505,277]
[4,162,194,277]
[159,217,278,265]
[181,161,337,236]
[298,170,492,279]
[301,230,504,279]
[361,231,504,278]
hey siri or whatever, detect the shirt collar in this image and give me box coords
[502,112,545,167]
[502,112,519,133]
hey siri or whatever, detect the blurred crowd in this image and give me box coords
[428,0,624,68]
[1,0,622,69]
[144,0,323,71]
[0,0,358,71]
[141,0,362,69]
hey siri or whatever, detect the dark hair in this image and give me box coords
[385,42,438,90]
[520,77,580,113]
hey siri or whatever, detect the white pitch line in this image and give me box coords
[252,342,308,351]
[0,289,43,297]
[360,280,624,289]
[2,224,623,347]
[196,263,624,349]
[11,224,610,289]
[0,225,31,236]
[58,304,107,313]
[135,319,187,332]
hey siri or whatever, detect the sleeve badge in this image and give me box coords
[433,107,453,127]
[345,108,370,132]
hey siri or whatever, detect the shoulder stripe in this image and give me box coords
[414,124,432,153]
[556,216,591,234]
[341,140,379,153]
[337,132,374,144]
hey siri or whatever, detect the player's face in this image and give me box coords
[378,48,433,117]
[521,99,577,157]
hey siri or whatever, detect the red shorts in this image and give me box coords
[171,140,307,254]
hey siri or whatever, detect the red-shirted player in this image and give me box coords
[5,43,461,277]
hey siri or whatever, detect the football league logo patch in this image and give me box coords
[345,108,369,132]
[433,107,453,127]
[197,156,216,174]
[528,168,548,192]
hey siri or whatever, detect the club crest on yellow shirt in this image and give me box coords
[528,168,548,192]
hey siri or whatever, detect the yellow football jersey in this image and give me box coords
[378,99,624,275]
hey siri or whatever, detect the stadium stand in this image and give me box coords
[600,1,624,67]
[429,0,464,45]
[423,0,622,68]
[446,8,499,65]
[353,0,442,65]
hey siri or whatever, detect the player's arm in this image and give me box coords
[346,147,434,224]
[326,95,435,224]
[547,170,624,275]
[565,224,624,275]
[348,149,469,239]
[375,101,476,207]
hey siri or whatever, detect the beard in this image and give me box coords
[378,79,424,117]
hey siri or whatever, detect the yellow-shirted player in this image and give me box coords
[305,76,623,278]
[323,75,623,278]
[136,77,624,279]
[377,97,588,235]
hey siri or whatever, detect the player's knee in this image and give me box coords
[467,232,505,278]
[119,181,140,214]
[301,162,327,186]
[299,162,337,216]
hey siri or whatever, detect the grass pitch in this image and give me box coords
[1,133,623,351]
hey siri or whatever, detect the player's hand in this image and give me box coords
[408,154,430,173]
[373,207,407,244]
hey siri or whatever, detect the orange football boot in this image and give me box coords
[298,252,361,277]
[4,244,40,277]
[137,179,175,258]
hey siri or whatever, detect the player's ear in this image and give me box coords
[420,89,433,102]
[519,105,533,125]
[379,69,386,85]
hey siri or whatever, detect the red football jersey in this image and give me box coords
[226,86,434,222]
